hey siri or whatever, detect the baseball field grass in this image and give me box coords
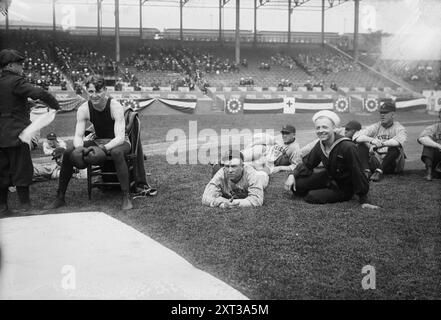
[5,110,441,299]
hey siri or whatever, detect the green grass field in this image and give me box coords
[6,110,441,299]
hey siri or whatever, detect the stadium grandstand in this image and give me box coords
[0,0,440,109]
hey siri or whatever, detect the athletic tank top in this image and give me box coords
[88,97,114,139]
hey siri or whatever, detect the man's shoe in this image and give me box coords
[44,198,66,210]
[424,167,433,181]
[370,170,383,182]
[0,206,14,218]
[121,193,133,210]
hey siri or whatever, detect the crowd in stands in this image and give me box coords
[239,77,255,86]
[297,52,361,75]
[270,53,297,70]
[380,61,439,86]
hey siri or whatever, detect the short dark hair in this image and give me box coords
[85,76,106,91]
[221,149,244,163]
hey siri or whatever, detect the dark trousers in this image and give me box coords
[357,143,400,174]
[58,141,131,196]
[421,146,441,169]
[0,143,33,188]
[294,170,353,204]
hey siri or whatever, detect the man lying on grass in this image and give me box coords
[284,110,379,209]
[203,149,269,208]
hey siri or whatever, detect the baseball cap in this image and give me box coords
[281,125,296,134]
[47,132,58,140]
[379,101,396,113]
[344,120,362,131]
[220,149,244,163]
[0,49,25,68]
[51,147,66,160]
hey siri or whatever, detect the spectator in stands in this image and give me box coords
[330,82,338,91]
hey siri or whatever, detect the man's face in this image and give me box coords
[55,156,63,166]
[6,62,24,75]
[344,128,356,139]
[48,139,57,148]
[315,117,335,142]
[281,131,295,144]
[223,158,244,182]
[380,112,394,127]
[87,84,106,107]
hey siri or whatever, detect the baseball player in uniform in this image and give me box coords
[284,111,371,205]
[353,101,407,182]
[0,49,60,216]
[241,125,302,175]
[417,109,441,180]
[203,149,268,208]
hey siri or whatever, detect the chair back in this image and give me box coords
[124,107,140,155]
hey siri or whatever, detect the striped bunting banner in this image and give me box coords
[243,98,285,114]
[158,98,197,113]
[294,97,334,112]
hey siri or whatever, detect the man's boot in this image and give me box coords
[121,192,133,210]
[16,186,32,214]
[424,164,433,181]
[44,190,66,210]
[0,187,12,217]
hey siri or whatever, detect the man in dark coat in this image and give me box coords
[284,110,372,206]
[0,49,60,217]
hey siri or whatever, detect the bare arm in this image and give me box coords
[104,100,126,151]
[73,104,88,148]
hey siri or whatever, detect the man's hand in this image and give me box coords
[361,203,380,210]
[370,138,383,148]
[220,200,240,209]
[284,174,296,191]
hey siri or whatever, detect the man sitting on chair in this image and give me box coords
[46,76,134,210]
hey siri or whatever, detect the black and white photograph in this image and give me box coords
[0,0,440,305]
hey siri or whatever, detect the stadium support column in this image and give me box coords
[353,0,360,61]
[139,0,143,39]
[235,0,240,64]
[52,0,56,32]
[321,0,325,47]
[219,0,222,44]
[115,0,120,63]
[287,0,292,46]
[253,0,257,46]
[180,0,183,41]
[97,0,102,40]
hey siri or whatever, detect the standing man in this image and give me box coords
[417,109,441,180]
[353,101,407,182]
[284,111,372,206]
[45,76,134,210]
[0,49,60,216]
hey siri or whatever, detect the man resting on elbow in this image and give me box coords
[202,149,268,208]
